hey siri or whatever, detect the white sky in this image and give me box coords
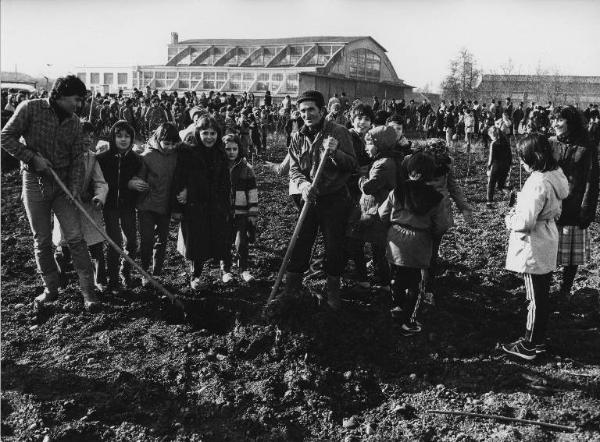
[2,0,599,91]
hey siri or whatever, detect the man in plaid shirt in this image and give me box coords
[1,75,100,311]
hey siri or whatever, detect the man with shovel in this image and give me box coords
[1,75,100,312]
[276,90,356,311]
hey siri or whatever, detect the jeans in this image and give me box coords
[287,188,351,277]
[21,171,94,295]
[222,215,251,272]
[138,210,171,275]
[56,242,106,286]
[103,206,137,283]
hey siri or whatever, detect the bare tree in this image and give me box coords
[441,48,481,102]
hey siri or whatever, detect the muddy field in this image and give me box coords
[2,136,599,441]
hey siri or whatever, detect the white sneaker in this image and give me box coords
[190,277,202,290]
[241,271,255,282]
[222,272,234,284]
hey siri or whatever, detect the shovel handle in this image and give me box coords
[48,168,185,311]
[265,147,331,305]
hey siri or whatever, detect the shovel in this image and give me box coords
[264,140,332,308]
[48,168,186,315]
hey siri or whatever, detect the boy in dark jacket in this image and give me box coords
[97,120,142,293]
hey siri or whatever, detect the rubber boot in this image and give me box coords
[326,275,342,311]
[35,272,60,306]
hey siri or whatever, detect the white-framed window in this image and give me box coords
[90,73,99,84]
[117,73,128,85]
[103,73,114,84]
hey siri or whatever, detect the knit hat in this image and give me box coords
[366,125,396,152]
[297,90,325,108]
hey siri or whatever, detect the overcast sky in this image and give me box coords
[2,0,599,91]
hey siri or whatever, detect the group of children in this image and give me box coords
[54,117,259,295]
[50,91,598,361]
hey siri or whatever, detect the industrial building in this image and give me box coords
[476,74,600,107]
[76,34,413,102]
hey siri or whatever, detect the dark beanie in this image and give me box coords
[297,90,325,108]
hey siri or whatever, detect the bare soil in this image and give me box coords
[2,136,599,441]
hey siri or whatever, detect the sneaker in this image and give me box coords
[241,271,255,283]
[535,343,548,355]
[400,321,422,337]
[222,272,234,284]
[95,282,108,293]
[501,339,537,360]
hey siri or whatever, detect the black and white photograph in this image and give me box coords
[1,0,599,440]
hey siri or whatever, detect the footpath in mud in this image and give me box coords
[1,139,599,441]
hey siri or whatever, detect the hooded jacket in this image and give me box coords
[97,141,141,210]
[505,168,569,274]
[133,140,178,215]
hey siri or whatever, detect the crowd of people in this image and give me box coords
[1,74,598,362]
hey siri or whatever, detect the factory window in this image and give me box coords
[167,71,177,79]
[90,73,99,84]
[103,73,114,84]
[117,73,128,85]
[191,71,203,79]
[349,48,381,81]
[155,71,166,79]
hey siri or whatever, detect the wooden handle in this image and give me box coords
[265,149,331,305]
[49,168,185,312]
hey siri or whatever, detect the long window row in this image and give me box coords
[132,70,299,93]
[80,72,129,85]
[170,44,342,68]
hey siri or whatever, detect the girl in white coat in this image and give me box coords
[502,133,569,360]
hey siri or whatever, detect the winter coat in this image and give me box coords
[97,146,142,210]
[505,169,569,274]
[347,129,372,200]
[401,152,472,233]
[356,155,397,243]
[53,152,108,246]
[172,140,231,261]
[133,142,179,215]
[288,119,357,197]
[549,135,599,228]
[378,182,444,268]
[489,138,512,167]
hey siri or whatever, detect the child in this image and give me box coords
[221,134,258,283]
[173,116,232,289]
[344,104,374,289]
[357,125,398,289]
[502,134,568,360]
[486,126,512,206]
[464,108,475,153]
[53,122,108,292]
[378,152,444,336]
[130,122,180,286]
[97,120,142,294]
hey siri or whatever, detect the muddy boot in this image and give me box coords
[326,275,342,311]
[35,272,60,307]
[82,290,102,313]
